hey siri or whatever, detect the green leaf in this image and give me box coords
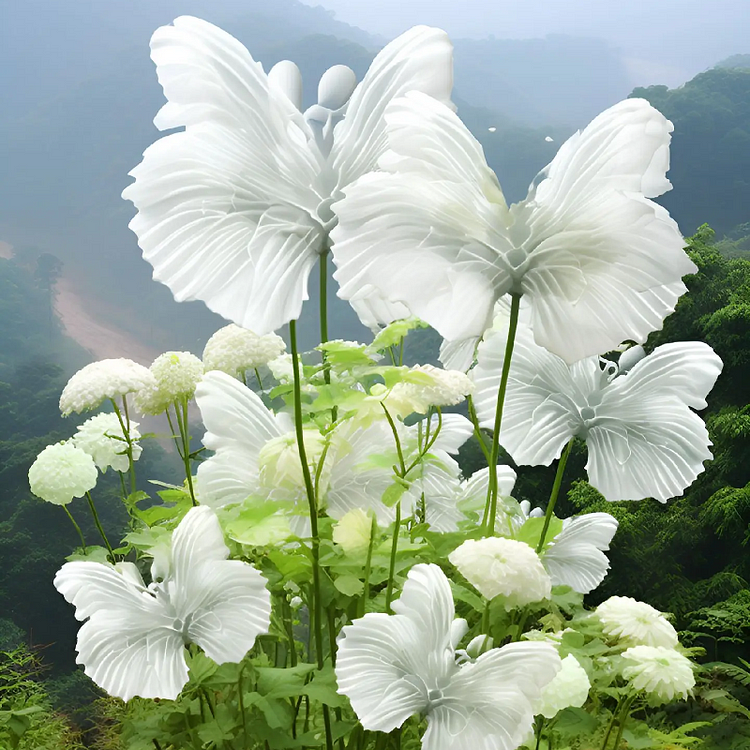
[334,574,364,597]
[517,516,564,549]
[382,481,408,508]
[220,500,292,547]
[303,665,346,707]
[65,545,111,563]
[370,318,427,351]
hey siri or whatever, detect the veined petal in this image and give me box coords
[439,335,480,372]
[608,341,723,410]
[170,507,271,663]
[331,28,454,190]
[123,16,325,333]
[336,564,460,731]
[512,99,695,362]
[336,613,429,732]
[586,401,714,502]
[423,642,561,750]
[473,316,582,465]
[54,562,187,700]
[543,513,618,594]
[429,413,473,455]
[196,371,285,506]
[332,94,513,342]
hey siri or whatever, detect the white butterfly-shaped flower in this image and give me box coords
[331,93,696,369]
[122,16,453,334]
[54,506,271,701]
[336,563,561,750]
[472,310,723,501]
[195,370,472,530]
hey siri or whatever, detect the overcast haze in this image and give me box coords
[301,0,750,87]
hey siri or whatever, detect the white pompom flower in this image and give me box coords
[449,537,551,607]
[536,654,591,718]
[151,351,204,400]
[54,506,271,701]
[203,325,286,379]
[621,645,695,703]
[596,596,678,648]
[59,359,156,416]
[72,412,142,473]
[28,442,98,505]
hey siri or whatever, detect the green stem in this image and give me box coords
[174,398,197,506]
[381,405,406,476]
[63,506,86,553]
[111,399,137,495]
[86,492,114,560]
[320,251,330,348]
[536,438,574,552]
[484,293,520,536]
[610,695,636,750]
[254,367,264,391]
[534,717,544,750]
[360,514,378,618]
[165,407,185,459]
[385,502,402,614]
[282,598,298,667]
[467,395,492,464]
[289,320,333,750]
[238,668,248,747]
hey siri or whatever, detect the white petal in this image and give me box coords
[123,17,325,333]
[439,335,481,372]
[586,401,714,502]
[513,99,695,362]
[331,28,454,189]
[336,613,429,732]
[412,459,463,532]
[196,371,285,506]
[54,562,187,700]
[472,316,581,465]
[543,513,618,594]
[430,413,473,455]
[423,642,561,750]
[170,507,271,662]
[336,564,458,731]
[332,95,513,342]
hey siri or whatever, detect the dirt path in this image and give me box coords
[53,276,161,366]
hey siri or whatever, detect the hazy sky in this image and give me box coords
[301,0,750,87]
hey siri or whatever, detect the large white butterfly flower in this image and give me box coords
[194,370,471,529]
[331,93,696,368]
[122,16,453,334]
[472,310,723,501]
[336,563,561,750]
[54,506,271,701]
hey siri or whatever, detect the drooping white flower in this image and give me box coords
[123,16,453,334]
[541,513,618,594]
[59,359,156,416]
[621,645,695,703]
[472,308,723,502]
[203,325,286,379]
[336,563,561,750]
[332,94,696,368]
[449,537,551,606]
[536,654,591,718]
[54,506,271,701]
[28,442,98,505]
[72,412,142,473]
[391,364,474,414]
[596,596,678,648]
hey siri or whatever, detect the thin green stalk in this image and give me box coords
[165,407,185,459]
[536,438,574,552]
[534,717,544,750]
[254,367,264,390]
[610,695,636,750]
[63,506,86,553]
[484,293,520,536]
[85,492,114,560]
[289,320,334,750]
[282,598,298,667]
[360,514,378,617]
[174,398,197,506]
[381,405,406,475]
[111,399,137,495]
[320,251,330,349]
[467,395,492,464]
[385,502,402,614]
[238,667,248,747]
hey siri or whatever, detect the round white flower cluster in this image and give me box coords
[621,645,695,703]
[72,412,142,473]
[203,324,286,379]
[596,596,678,648]
[449,536,551,607]
[28,442,98,505]
[59,359,155,416]
[536,653,591,718]
[397,364,474,414]
[135,351,204,415]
